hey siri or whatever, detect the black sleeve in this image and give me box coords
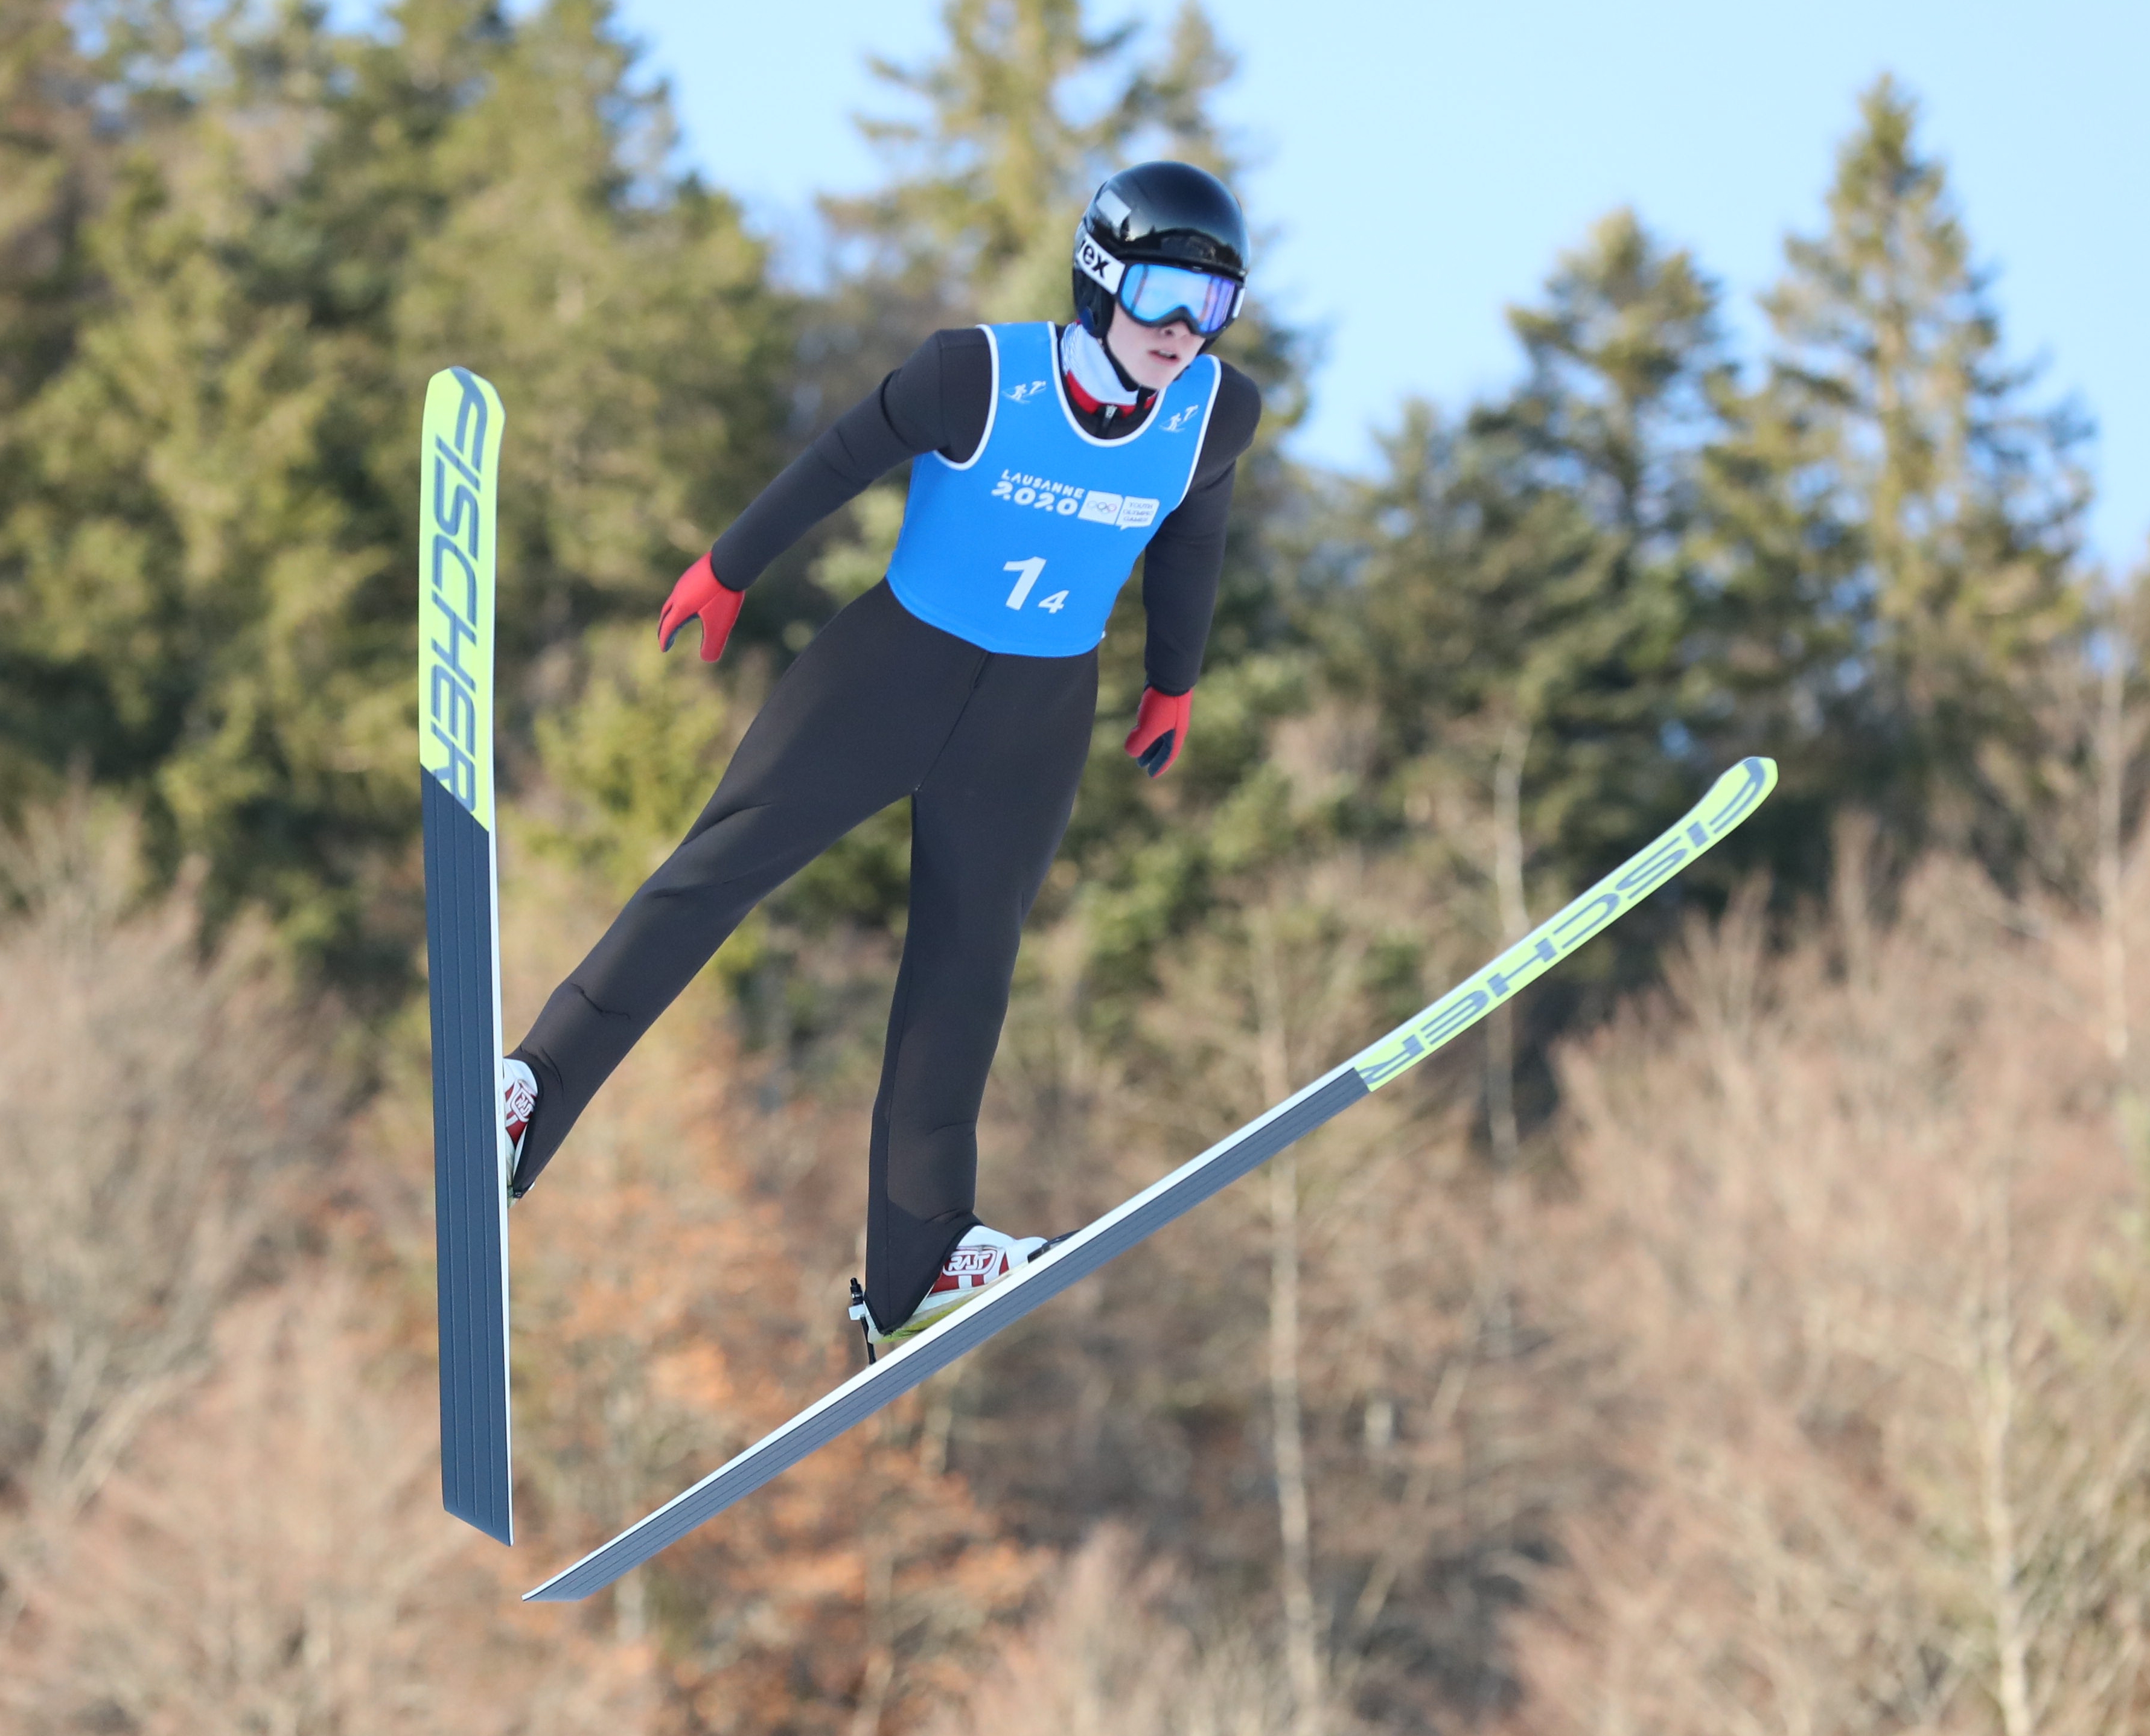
[709,328,992,590]
[1138,361,1263,695]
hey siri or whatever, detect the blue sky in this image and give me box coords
[615,0,2147,571]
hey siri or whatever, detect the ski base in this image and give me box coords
[425,773,512,1542]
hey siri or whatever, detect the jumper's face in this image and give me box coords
[1105,305,1202,391]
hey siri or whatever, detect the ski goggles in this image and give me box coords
[1119,261,1242,334]
[1077,231,1245,335]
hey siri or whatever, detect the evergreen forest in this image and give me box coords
[4,2,2148,1731]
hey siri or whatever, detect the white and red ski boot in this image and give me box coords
[502,1058,537,1198]
[848,1225,1055,1357]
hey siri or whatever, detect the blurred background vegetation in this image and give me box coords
[4,2,2148,1732]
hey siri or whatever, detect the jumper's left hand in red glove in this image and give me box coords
[1124,685,1192,778]
[657,551,745,663]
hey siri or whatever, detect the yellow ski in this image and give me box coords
[525,758,1778,1601]
[419,366,513,1545]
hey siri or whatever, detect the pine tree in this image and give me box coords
[0,0,100,413]
[1,5,381,957]
[827,0,1234,323]
[389,0,795,665]
[0,1,796,991]
[1333,210,1731,918]
[1752,76,2091,874]
[0,0,126,822]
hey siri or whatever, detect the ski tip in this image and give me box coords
[1347,755,1782,1094]
[1702,755,1779,834]
[1726,754,1778,795]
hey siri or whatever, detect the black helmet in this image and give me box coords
[1071,161,1250,341]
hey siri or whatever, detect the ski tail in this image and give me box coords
[523,757,1778,1600]
[420,366,514,1545]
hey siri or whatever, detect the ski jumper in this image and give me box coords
[513,323,1261,1332]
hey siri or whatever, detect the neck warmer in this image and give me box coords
[1059,321,1144,407]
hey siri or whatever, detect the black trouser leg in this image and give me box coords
[512,584,982,1187]
[863,643,1097,1331]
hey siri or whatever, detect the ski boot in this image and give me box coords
[502,1058,538,1198]
[847,1225,1061,1361]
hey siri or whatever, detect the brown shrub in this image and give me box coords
[7,1274,662,1735]
[0,803,338,1629]
[1511,854,2150,1735]
[926,1524,1294,1736]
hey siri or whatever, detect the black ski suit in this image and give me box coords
[512,326,1262,1330]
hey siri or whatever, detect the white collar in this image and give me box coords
[1059,322,1142,407]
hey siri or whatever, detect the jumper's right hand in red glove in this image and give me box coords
[657,552,745,663]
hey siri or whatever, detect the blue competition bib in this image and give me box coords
[884,323,1221,657]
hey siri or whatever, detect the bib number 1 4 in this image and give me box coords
[1003,558,1068,614]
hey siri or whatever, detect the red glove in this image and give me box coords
[1124,685,1192,778]
[657,552,745,663]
